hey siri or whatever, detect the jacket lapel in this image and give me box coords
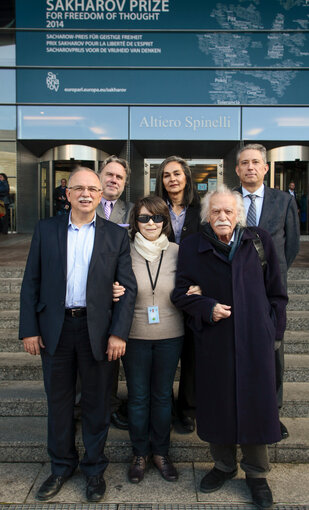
[88,216,106,279]
[57,215,69,278]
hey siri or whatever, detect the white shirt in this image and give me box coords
[242,184,264,226]
[65,213,96,308]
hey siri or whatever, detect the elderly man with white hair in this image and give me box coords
[172,186,288,510]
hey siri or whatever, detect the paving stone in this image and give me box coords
[0,463,43,504]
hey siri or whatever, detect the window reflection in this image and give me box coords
[0,106,16,139]
[0,142,17,232]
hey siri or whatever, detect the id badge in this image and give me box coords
[148,306,160,324]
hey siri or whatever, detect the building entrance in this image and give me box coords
[268,146,309,234]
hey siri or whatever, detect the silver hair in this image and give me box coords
[236,143,267,165]
[201,185,247,227]
[68,166,100,186]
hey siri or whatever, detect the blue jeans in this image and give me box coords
[123,336,183,456]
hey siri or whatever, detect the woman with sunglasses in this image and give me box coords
[155,156,201,434]
[113,196,191,484]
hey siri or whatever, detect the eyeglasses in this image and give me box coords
[137,214,165,223]
[68,186,102,194]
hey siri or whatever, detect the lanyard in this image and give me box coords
[146,251,164,305]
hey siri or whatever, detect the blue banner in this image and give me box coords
[16,0,309,30]
[17,68,309,105]
[16,31,309,68]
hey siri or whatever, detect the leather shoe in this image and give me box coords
[86,473,106,502]
[246,477,273,509]
[37,474,71,501]
[153,455,178,482]
[128,455,148,483]
[111,410,128,430]
[200,467,237,493]
[280,421,289,440]
[179,415,195,433]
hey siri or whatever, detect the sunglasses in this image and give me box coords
[137,214,165,223]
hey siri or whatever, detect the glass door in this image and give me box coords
[39,161,52,219]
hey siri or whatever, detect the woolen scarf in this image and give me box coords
[134,232,169,262]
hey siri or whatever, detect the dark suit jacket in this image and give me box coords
[237,186,300,285]
[168,203,201,244]
[96,198,133,225]
[19,214,137,360]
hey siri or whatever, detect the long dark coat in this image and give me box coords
[172,227,288,445]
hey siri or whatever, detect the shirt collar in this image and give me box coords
[68,211,96,230]
[242,184,264,198]
[101,197,117,206]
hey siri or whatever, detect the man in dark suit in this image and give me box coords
[19,167,137,502]
[96,155,134,429]
[235,143,300,439]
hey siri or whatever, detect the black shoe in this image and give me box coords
[179,415,195,433]
[246,477,273,509]
[153,455,178,482]
[128,455,148,483]
[36,474,71,501]
[280,421,289,440]
[86,473,106,502]
[200,467,237,493]
[111,410,128,430]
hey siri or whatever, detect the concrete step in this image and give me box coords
[287,295,309,311]
[286,311,309,330]
[0,353,308,383]
[284,331,309,354]
[0,330,22,352]
[0,294,20,310]
[0,380,307,419]
[0,268,24,279]
[3,310,309,332]
[0,278,22,294]
[1,329,308,354]
[288,281,309,294]
[0,416,307,463]
[288,267,309,279]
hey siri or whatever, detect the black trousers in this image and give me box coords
[41,314,115,477]
[176,322,196,418]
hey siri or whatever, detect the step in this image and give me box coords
[0,330,23,352]
[1,329,309,355]
[288,267,309,279]
[284,331,309,354]
[3,311,309,332]
[0,278,22,294]
[0,268,25,279]
[286,311,309,330]
[288,281,309,294]
[0,380,307,419]
[0,416,307,463]
[0,294,20,310]
[287,295,309,311]
[0,353,308,382]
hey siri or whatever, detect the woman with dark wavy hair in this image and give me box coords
[155,156,201,433]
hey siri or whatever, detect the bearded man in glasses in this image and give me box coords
[19,167,137,502]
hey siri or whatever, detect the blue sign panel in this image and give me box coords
[16,31,309,69]
[0,70,16,103]
[17,68,309,106]
[16,0,309,30]
[17,105,128,139]
[130,107,240,140]
[242,107,309,141]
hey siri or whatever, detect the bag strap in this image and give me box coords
[248,227,267,273]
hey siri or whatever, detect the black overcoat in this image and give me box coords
[172,227,288,445]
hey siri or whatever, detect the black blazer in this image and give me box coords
[168,203,201,244]
[19,214,137,360]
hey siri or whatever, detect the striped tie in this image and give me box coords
[104,201,113,220]
[247,194,257,226]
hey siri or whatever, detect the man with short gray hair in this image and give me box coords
[235,143,300,439]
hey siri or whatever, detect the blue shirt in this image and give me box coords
[168,202,187,245]
[65,213,96,308]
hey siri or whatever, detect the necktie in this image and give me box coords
[104,201,113,220]
[247,194,257,226]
